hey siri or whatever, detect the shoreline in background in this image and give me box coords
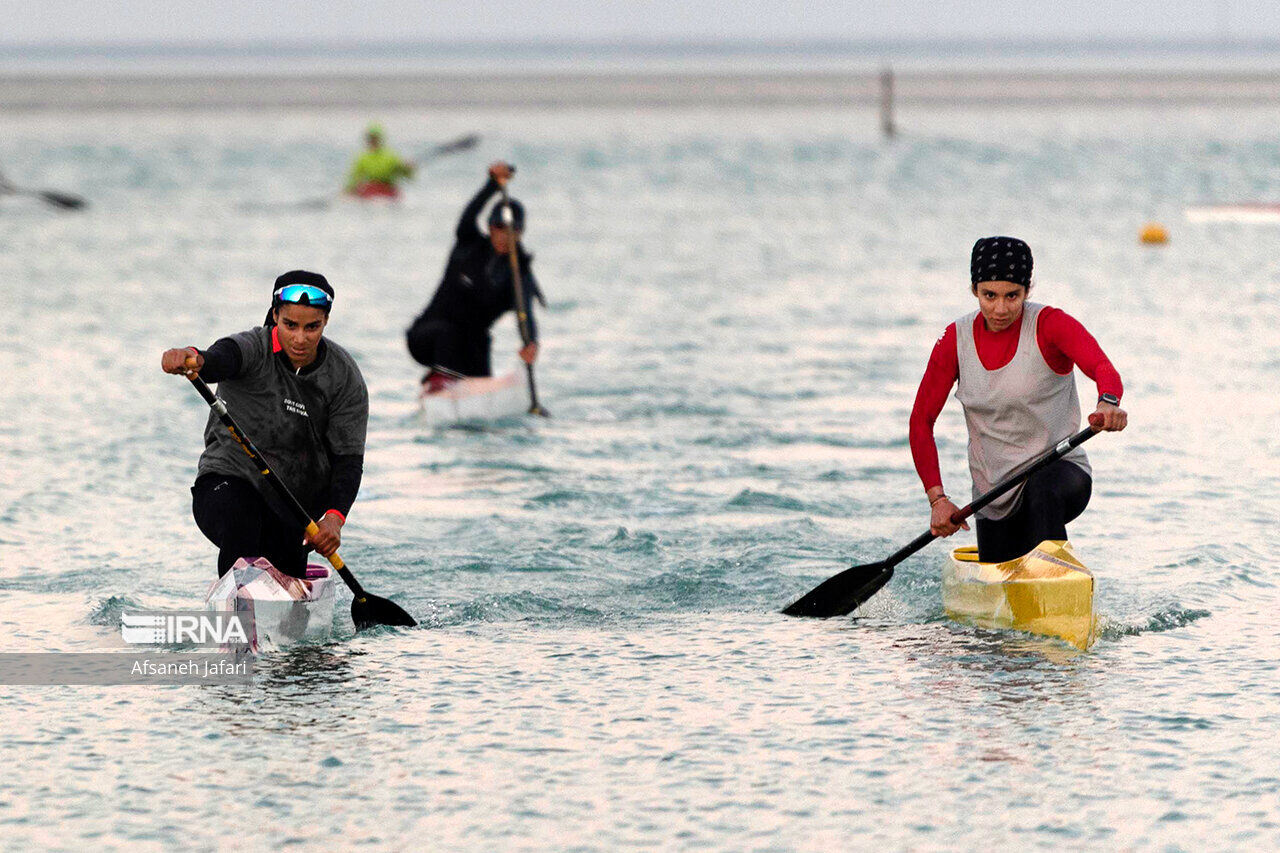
[7,71,1280,110]
[8,38,1280,110]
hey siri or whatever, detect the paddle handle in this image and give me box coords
[881,426,1098,570]
[302,520,368,600]
[187,374,367,601]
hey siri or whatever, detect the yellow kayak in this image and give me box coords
[943,540,1096,650]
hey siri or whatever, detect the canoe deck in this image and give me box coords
[418,370,529,427]
[204,557,335,650]
[943,540,1096,650]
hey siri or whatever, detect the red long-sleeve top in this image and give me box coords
[909,307,1123,492]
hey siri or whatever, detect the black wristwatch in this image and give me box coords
[1098,393,1120,406]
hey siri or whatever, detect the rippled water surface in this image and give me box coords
[2,103,1278,850]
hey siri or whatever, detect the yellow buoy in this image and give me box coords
[1140,222,1169,244]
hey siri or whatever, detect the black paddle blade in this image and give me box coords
[529,404,550,417]
[781,562,894,618]
[432,134,480,156]
[351,595,417,631]
[39,190,86,210]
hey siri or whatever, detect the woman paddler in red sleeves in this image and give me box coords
[909,236,1128,563]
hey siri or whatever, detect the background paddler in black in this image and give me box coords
[407,161,545,394]
[161,271,368,578]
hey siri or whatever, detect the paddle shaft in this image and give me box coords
[186,374,370,602]
[881,426,1098,571]
[498,184,545,415]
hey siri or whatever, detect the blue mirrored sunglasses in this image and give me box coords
[273,284,332,308]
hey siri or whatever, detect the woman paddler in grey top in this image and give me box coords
[160,271,369,577]
[908,237,1128,563]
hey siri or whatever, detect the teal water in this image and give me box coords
[1,104,1278,849]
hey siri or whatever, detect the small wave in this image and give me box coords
[709,516,825,543]
[741,387,822,402]
[725,488,808,512]
[723,488,851,518]
[416,459,559,476]
[451,561,496,574]
[424,591,603,626]
[527,489,593,507]
[750,430,912,450]
[609,401,732,419]
[624,568,736,608]
[1097,604,1211,640]
[601,526,662,555]
[438,416,530,433]
[665,403,731,417]
[87,594,145,626]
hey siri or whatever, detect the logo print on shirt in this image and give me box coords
[284,398,309,418]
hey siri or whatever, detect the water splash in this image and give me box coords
[1097,604,1212,640]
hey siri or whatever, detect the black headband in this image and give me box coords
[970,236,1032,287]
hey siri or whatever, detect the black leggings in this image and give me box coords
[406,318,492,377]
[191,474,308,578]
[975,460,1092,563]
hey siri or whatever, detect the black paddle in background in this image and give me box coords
[498,178,549,417]
[418,133,481,160]
[0,169,86,210]
[185,372,417,631]
[242,132,483,212]
[782,425,1100,618]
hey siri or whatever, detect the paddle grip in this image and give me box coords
[303,523,365,597]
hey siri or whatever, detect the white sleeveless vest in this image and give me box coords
[955,302,1090,520]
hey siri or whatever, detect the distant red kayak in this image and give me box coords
[350,181,401,200]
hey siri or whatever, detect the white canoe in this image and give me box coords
[204,557,335,649]
[418,370,530,427]
[943,540,1096,650]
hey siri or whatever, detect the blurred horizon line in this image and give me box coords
[4,36,1280,55]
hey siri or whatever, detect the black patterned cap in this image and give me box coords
[970,236,1032,287]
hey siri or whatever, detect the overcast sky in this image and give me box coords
[2,1,1275,44]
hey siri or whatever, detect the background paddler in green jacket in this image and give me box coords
[344,123,415,199]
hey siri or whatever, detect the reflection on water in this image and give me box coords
[195,645,371,736]
[255,645,364,690]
